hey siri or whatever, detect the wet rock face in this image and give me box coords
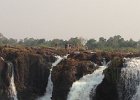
[15,54,51,100]
[68,52,112,66]
[0,47,56,100]
[0,57,6,84]
[69,51,140,66]
[92,57,124,100]
[1,62,13,88]
[0,46,140,100]
[52,58,97,100]
[0,60,12,100]
[42,52,139,100]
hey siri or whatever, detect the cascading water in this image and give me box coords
[38,54,69,100]
[7,62,18,100]
[67,65,108,100]
[118,58,140,100]
[132,85,140,100]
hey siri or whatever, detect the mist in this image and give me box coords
[0,0,140,40]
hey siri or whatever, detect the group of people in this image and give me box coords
[65,43,72,50]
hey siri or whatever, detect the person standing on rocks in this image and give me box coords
[65,43,72,53]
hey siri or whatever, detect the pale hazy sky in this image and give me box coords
[0,0,140,40]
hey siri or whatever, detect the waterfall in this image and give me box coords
[118,58,140,100]
[67,66,107,100]
[7,62,18,100]
[132,85,140,100]
[38,55,64,100]
[130,58,140,100]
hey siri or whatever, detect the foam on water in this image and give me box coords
[118,58,140,100]
[8,62,18,100]
[67,66,107,100]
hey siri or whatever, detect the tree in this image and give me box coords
[37,39,45,44]
[97,37,106,48]
[48,39,66,48]
[86,39,97,49]
[8,38,17,45]
[24,38,36,46]
[127,39,137,47]
[137,40,140,49]
[68,37,80,47]
[106,35,123,48]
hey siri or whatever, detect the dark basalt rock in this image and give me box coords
[92,57,124,100]
[51,58,97,100]
[0,58,11,100]
[0,46,56,100]
[0,46,140,100]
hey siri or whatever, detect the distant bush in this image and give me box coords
[0,33,140,52]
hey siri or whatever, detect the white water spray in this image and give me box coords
[132,85,140,100]
[8,62,18,100]
[38,54,69,100]
[67,65,107,100]
[118,58,140,100]
[131,58,140,100]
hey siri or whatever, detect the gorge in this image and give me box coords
[0,46,140,100]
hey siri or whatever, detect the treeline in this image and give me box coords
[0,33,140,51]
[86,35,140,49]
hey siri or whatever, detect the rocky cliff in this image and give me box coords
[0,46,56,100]
[52,58,97,100]
[92,56,140,100]
[0,46,140,100]
[92,57,123,100]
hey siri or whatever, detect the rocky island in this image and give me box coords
[0,46,140,100]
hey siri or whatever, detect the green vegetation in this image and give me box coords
[0,33,140,52]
